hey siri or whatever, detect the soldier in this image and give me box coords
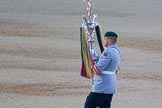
[84,31,122,108]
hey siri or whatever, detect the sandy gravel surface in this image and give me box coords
[0,0,162,108]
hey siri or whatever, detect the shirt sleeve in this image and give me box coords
[96,51,112,72]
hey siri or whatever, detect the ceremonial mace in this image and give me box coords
[80,0,104,78]
[82,0,99,61]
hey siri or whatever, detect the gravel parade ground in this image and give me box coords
[0,0,162,108]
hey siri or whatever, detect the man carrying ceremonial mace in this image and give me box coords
[80,0,122,108]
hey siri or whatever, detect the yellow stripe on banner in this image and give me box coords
[82,27,92,78]
[82,28,90,78]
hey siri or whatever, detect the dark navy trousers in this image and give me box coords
[84,92,113,108]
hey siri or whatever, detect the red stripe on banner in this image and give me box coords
[81,62,86,77]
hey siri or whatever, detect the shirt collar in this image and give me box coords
[108,44,117,49]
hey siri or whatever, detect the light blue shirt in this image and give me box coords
[91,44,122,94]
